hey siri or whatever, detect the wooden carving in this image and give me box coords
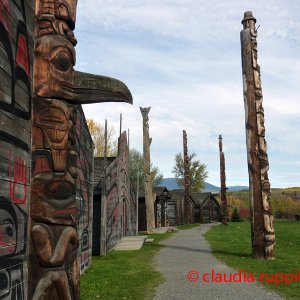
[240,11,275,259]
[140,107,155,233]
[183,130,192,224]
[218,135,228,225]
[29,1,133,299]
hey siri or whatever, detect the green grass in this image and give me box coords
[81,232,174,300]
[205,221,300,299]
[177,223,200,230]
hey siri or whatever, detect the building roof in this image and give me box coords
[191,192,211,205]
[169,189,195,203]
[93,157,117,188]
[169,189,184,201]
[191,192,220,207]
[138,186,170,199]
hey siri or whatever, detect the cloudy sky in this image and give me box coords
[75,0,300,188]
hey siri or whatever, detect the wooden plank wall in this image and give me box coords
[0,0,34,299]
[105,132,136,251]
[75,106,94,275]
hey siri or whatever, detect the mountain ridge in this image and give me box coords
[158,178,248,192]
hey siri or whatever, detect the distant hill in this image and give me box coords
[227,186,249,192]
[158,178,248,192]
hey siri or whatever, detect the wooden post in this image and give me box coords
[219,135,228,225]
[183,130,191,224]
[136,171,139,235]
[140,107,155,233]
[100,120,108,256]
[240,11,275,259]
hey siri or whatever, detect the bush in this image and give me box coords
[231,207,242,222]
[275,210,284,219]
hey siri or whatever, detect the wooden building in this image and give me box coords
[168,189,195,225]
[154,187,171,227]
[192,192,221,223]
[93,132,137,255]
[138,187,176,230]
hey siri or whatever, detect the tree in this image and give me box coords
[129,148,163,189]
[172,152,208,192]
[86,118,118,157]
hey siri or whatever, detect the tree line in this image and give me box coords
[87,118,208,192]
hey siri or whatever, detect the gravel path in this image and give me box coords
[153,224,284,300]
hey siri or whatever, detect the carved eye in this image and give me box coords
[6,226,13,237]
[51,51,73,71]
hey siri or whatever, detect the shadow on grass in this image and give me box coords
[161,244,212,254]
[212,249,252,259]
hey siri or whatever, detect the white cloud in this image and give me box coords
[78,1,300,187]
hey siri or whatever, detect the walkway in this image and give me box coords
[154,224,284,300]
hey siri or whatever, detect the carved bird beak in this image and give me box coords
[72,71,133,104]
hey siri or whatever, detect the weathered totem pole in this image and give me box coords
[140,107,155,233]
[240,11,275,259]
[183,130,192,224]
[218,135,228,225]
[29,1,132,299]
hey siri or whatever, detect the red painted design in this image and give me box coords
[107,186,118,204]
[0,0,11,33]
[0,220,16,255]
[16,34,30,76]
[9,156,28,204]
[0,240,16,255]
[33,156,51,176]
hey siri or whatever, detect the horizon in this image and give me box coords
[159,177,300,190]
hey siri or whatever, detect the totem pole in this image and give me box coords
[140,107,155,233]
[29,1,133,299]
[219,135,228,225]
[183,130,192,224]
[240,11,275,259]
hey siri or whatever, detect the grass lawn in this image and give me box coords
[80,232,174,300]
[205,221,300,299]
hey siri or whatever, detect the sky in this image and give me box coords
[74,0,300,188]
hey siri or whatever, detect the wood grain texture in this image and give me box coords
[0,0,33,299]
[183,130,193,224]
[140,107,155,233]
[240,11,275,259]
[219,135,228,225]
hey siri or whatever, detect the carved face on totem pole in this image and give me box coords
[29,0,132,298]
[31,0,132,224]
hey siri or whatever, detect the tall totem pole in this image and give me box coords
[140,107,155,233]
[29,1,132,299]
[240,11,275,259]
[183,130,192,224]
[218,135,228,225]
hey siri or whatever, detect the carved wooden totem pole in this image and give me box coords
[29,1,132,299]
[140,107,155,233]
[183,130,192,224]
[240,11,275,259]
[218,135,228,225]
